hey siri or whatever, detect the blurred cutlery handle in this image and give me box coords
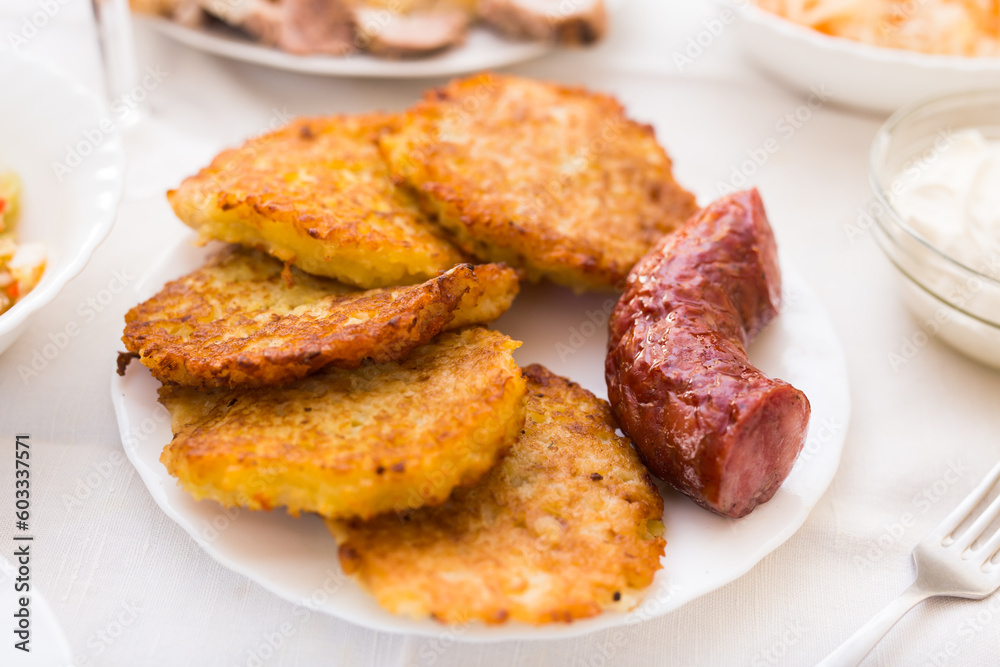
[91,0,140,114]
[817,584,932,667]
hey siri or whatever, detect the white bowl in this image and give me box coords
[734,2,1000,114]
[0,50,125,356]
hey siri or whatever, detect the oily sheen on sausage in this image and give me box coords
[605,189,810,518]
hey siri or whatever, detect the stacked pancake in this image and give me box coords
[121,73,693,625]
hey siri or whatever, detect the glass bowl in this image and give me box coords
[869,89,1000,369]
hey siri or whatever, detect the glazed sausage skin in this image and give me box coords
[606,189,810,519]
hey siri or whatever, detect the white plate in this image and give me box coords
[138,14,551,78]
[735,3,1000,114]
[110,235,850,641]
[0,50,125,357]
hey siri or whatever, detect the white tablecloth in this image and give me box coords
[1,1,1000,665]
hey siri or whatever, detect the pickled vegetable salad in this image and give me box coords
[0,172,45,315]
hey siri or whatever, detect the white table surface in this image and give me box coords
[1,1,999,665]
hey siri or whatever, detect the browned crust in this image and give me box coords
[328,363,666,625]
[122,245,519,388]
[158,328,527,520]
[379,73,699,291]
[167,113,466,288]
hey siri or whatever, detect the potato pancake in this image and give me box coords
[167,113,466,288]
[159,328,527,520]
[122,246,518,388]
[379,73,699,291]
[328,364,665,625]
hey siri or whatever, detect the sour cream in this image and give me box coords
[892,129,1000,278]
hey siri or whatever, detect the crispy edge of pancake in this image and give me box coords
[379,73,699,291]
[327,364,666,625]
[167,113,466,288]
[158,328,528,520]
[122,246,519,388]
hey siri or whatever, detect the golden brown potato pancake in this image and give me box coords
[122,245,518,388]
[379,73,699,291]
[328,364,666,625]
[167,113,466,288]
[159,328,527,520]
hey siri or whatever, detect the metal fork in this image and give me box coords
[818,459,1000,666]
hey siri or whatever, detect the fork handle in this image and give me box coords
[816,583,934,667]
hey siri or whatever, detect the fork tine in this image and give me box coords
[931,459,1000,542]
[953,491,1000,552]
[977,525,1000,568]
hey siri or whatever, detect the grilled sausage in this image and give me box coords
[605,189,810,518]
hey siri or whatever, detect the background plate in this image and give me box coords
[735,3,1000,114]
[139,15,551,78]
[111,235,850,641]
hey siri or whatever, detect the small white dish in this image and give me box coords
[870,89,1000,369]
[138,15,551,78]
[0,50,125,357]
[734,2,1000,114]
[111,236,850,641]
